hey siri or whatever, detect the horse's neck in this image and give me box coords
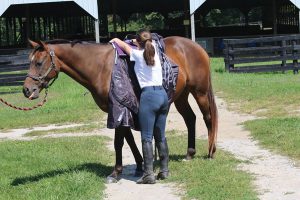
[53,43,114,112]
[54,43,112,90]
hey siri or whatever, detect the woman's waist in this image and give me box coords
[141,85,164,92]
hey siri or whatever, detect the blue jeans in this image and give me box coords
[138,86,169,142]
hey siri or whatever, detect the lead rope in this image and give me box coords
[0,89,48,111]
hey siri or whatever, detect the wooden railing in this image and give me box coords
[223,34,300,73]
[0,50,29,86]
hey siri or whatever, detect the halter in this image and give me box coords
[27,49,59,88]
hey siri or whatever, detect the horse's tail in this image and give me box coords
[207,71,218,158]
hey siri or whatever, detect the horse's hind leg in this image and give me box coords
[174,89,197,160]
[192,91,217,158]
[124,128,143,175]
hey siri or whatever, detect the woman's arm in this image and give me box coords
[110,38,132,55]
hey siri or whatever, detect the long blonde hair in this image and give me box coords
[136,29,155,66]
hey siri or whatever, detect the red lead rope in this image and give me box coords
[0,89,48,111]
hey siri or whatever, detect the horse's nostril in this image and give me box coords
[23,87,30,97]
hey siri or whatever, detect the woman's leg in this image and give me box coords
[153,90,169,179]
[137,90,157,184]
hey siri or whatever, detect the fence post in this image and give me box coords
[224,40,234,72]
[292,40,299,74]
[281,39,287,73]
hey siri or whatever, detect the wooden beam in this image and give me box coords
[272,0,277,35]
[95,19,100,43]
[112,0,117,37]
[190,13,195,41]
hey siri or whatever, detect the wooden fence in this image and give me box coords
[0,49,29,86]
[223,34,300,73]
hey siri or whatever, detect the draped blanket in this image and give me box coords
[107,34,178,130]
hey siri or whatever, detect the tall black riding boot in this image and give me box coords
[136,141,156,184]
[156,140,169,180]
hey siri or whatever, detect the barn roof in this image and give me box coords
[0,0,98,19]
[191,0,300,14]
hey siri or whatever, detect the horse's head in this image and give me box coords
[23,40,60,100]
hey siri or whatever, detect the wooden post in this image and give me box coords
[43,17,47,40]
[292,40,299,74]
[25,5,30,43]
[6,17,9,46]
[95,19,100,43]
[0,18,2,46]
[272,0,277,35]
[184,0,190,38]
[13,18,17,45]
[190,12,195,41]
[48,17,52,39]
[281,40,286,73]
[31,18,36,40]
[112,0,117,37]
[37,17,41,39]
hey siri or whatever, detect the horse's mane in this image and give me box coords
[32,39,108,55]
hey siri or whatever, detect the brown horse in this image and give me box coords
[23,36,218,182]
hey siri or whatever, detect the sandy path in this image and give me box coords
[167,96,300,200]
[1,96,300,200]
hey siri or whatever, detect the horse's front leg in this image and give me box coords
[106,127,125,183]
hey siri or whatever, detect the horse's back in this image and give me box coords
[164,36,211,97]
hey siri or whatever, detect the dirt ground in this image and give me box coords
[1,96,300,200]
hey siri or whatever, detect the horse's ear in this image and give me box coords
[37,40,49,51]
[28,39,39,48]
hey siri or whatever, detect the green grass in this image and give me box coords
[211,57,300,162]
[244,117,300,161]
[164,133,257,200]
[0,74,104,130]
[0,136,113,200]
[211,57,300,117]
[0,132,257,200]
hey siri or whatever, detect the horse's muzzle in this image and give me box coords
[23,85,40,100]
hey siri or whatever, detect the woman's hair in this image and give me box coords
[136,29,155,66]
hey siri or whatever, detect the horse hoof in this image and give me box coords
[106,175,119,184]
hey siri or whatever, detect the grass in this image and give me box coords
[244,117,300,161]
[0,74,104,130]
[211,57,300,117]
[0,132,257,200]
[0,136,113,200]
[211,57,300,161]
[163,133,257,200]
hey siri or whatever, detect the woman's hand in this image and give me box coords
[109,38,132,55]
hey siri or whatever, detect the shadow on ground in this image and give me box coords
[11,162,112,186]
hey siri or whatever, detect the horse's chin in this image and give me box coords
[28,91,40,100]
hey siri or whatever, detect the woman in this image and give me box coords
[110,30,169,184]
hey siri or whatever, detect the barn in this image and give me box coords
[1,0,300,54]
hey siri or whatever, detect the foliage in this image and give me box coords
[204,7,263,27]
[108,12,165,32]
[204,9,243,27]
